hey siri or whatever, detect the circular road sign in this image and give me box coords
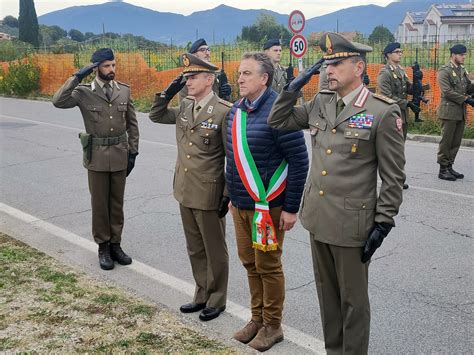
[288,10,305,34]
[290,34,308,58]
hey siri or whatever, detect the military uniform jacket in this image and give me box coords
[52,76,139,172]
[149,93,232,210]
[438,62,474,121]
[272,64,288,94]
[268,87,405,247]
[377,64,412,123]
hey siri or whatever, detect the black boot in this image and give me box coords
[438,166,456,181]
[110,243,132,265]
[448,164,464,179]
[414,113,423,122]
[403,183,409,190]
[98,242,114,270]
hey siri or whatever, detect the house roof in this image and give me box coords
[434,4,474,17]
[408,11,427,24]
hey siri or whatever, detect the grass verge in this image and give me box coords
[0,232,236,353]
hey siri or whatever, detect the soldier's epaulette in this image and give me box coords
[217,97,233,108]
[318,89,334,94]
[373,93,396,105]
[184,96,194,102]
[116,80,130,88]
[78,83,91,87]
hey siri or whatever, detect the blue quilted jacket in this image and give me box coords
[225,87,309,213]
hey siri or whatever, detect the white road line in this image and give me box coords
[0,114,176,148]
[405,185,474,199]
[0,202,326,354]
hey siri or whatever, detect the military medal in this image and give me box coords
[348,114,374,129]
[203,137,210,145]
[207,106,213,114]
[351,144,357,153]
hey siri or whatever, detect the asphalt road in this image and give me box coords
[1,96,473,353]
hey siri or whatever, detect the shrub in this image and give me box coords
[0,58,40,96]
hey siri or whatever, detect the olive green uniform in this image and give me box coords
[271,64,288,94]
[377,64,412,139]
[53,76,139,244]
[268,86,405,354]
[149,92,231,309]
[437,61,474,166]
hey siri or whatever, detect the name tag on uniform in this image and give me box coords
[348,114,374,129]
[200,121,219,130]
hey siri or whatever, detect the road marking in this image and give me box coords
[0,114,176,148]
[405,185,474,199]
[0,202,326,354]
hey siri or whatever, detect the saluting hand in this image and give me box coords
[74,62,99,82]
[279,211,297,231]
[286,58,325,93]
[160,74,186,100]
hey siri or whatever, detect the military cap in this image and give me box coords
[189,38,208,54]
[91,48,114,64]
[181,53,218,77]
[450,44,467,54]
[263,39,281,50]
[319,32,372,64]
[383,42,401,56]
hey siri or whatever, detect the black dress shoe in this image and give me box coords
[179,302,206,313]
[98,242,114,270]
[403,183,409,190]
[110,243,132,265]
[199,306,226,321]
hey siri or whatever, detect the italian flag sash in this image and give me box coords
[232,108,288,252]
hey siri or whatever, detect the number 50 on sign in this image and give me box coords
[290,34,307,58]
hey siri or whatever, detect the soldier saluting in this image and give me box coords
[149,53,231,322]
[268,32,405,354]
[53,48,139,270]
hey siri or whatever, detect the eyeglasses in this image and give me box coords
[197,47,211,53]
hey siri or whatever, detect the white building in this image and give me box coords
[396,4,474,43]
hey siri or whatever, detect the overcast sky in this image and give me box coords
[1,0,393,20]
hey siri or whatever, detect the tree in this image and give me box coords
[18,0,40,47]
[239,13,292,44]
[68,29,84,42]
[3,15,19,28]
[39,25,67,46]
[368,25,394,44]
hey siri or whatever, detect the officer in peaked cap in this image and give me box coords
[53,47,139,270]
[268,31,405,354]
[437,43,474,180]
[149,52,232,322]
[179,38,232,101]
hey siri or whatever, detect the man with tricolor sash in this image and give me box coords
[268,32,405,354]
[226,52,309,351]
[149,53,232,322]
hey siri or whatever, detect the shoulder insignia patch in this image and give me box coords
[78,83,91,87]
[217,97,233,108]
[318,89,334,94]
[395,116,403,132]
[373,93,396,105]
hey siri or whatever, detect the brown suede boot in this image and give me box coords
[233,320,263,344]
[248,324,284,352]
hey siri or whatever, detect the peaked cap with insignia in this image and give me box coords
[319,32,372,64]
[181,53,219,77]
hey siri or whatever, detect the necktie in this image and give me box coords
[105,83,112,101]
[336,98,345,116]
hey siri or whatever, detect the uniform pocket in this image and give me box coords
[202,174,224,206]
[198,129,217,150]
[86,105,103,122]
[342,128,371,158]
[176,123,186,142]
[309,118,327,148]
[343,197,377,241]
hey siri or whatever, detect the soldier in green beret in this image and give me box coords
[437,44,474,181]
[268,32,405,354]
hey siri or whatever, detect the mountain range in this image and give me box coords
[38,0,467,45]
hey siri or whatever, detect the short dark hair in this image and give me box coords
[241,52,274,87]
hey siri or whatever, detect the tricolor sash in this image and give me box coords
[232,108,288,251]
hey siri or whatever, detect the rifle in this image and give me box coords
[286,53,295,83]
[218,51,231,101]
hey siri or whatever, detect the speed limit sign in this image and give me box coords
[290,34,307,58]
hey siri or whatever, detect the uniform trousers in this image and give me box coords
[88,169,127,244]
[437,119,465,166]
[232,206,285,326]
[310,236,370,355]
[179,204,228,309]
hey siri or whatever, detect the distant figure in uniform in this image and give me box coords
[377,42,414,189]
[268,32,405,354]
[179,38,232,102]
[149,53,231,322]
[411,61,428,122]
[226,52,308,352]
[263,39,295,94]
[437,44,474,181]
[53,48,139,270]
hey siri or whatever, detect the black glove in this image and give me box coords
[286,64,295,83]
[465,97,474,107]
[361,222,392,263]
[363,73,370,86]
[126,152,138,177]
[74,62,99,82]
[286,58,325,93]
[218,82,232,99]
[217,196,231,218]
[160,74,185,100]
[407,101,421,114]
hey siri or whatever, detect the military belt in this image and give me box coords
[92,133,127,146]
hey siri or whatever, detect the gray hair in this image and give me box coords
[241,51,274,87]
